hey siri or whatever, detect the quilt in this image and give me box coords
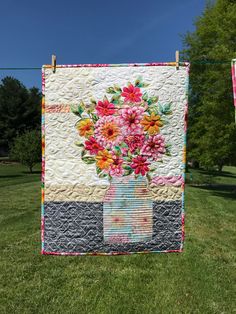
[42,62,189,255]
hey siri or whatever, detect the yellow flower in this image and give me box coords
[140,112,163,135]
[96,149,113,170]
[76,118,94,137]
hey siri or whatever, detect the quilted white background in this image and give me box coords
[44,65,188,187]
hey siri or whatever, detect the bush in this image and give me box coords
[10,129,41,173]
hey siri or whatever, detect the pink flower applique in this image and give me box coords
[119,106,145,134]
[141,134,166,160]
[124,134,145,153]
[109,154,124,177]
[121,84,142,103]
[84,136,104,155]
[95,116,122,148]
[131,156,150,176]
[95,99,116,117]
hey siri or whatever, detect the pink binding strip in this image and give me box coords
[232,61,236,108]
[43,62,190,69]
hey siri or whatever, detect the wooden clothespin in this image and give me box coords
[52,54,56,73]
[175,50,179,70]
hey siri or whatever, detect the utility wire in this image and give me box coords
[0,67,41,70]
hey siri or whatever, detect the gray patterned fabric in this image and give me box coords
[43,201,182,253]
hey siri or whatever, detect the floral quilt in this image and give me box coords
[42,62,189,255]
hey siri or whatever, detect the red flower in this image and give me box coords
[95,100,115,116]
[124,134,145,153]
[121,84,142,103]
[85,137,104,155]
[131,156,150,176]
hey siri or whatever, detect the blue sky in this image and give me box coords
[0,0,206,89]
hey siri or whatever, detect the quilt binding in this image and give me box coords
[231,59,236,123]
[41,62,190,256]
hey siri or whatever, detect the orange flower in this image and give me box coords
[76,118,94,137]
[100,121,121,142]
[96,149,114,170]
[141,112,163,135]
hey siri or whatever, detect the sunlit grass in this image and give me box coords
[0,163,235,313]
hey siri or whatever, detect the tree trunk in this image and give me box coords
[218,162,223,173]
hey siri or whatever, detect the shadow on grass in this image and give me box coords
[0,174,23,178]
[192,184,236,200]
[193,168,236,179]
[0,171,41,178]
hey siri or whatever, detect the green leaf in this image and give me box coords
[141,82,149,87]
[135,77,149,88]
[91,113,99,122]
[158,103,164,113]
[149,168,156,172]
[75,141,84,148]
[96,167,102,175]
[71,105,81,117]
[111,94,121,104]
[146,173,151,182]
[135,77,142,87]
[77,104,84,116]
[114,84,122,92]
[147,97,158,105]
[71,110,82,117]
[123,165,133,176]
[120,142,128,148]
[82,156,96,164]
[90,98,97,105]
[127,150,132,158]
[98,172,108,178]
[114,146,122,155]
[123,167,133,176]
[165,145,171,156]
[164,103,171,111]
[103,95,109,102]
[142,92,148,101]
[106,87,116,94]
[81,149,86,158]
[123,156,132,162]
[147,106,159,115]
[159,103,172,115]
[123,165,132,170]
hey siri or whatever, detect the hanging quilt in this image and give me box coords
[42,62,189,255]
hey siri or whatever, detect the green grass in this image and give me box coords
[0,163,235,314]
[186,166,236,186]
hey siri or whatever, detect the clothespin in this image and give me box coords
[175,50,179,70]
[52,54,56,73]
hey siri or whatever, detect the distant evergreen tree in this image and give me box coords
[182,0,236,171]
[0,77,41,156]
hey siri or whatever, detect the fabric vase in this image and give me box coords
[103,174,153,243]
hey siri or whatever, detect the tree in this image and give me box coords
[0,77,41,155]
[182,0,236,171]
[10,130,41,173]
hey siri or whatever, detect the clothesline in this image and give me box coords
[0,61,233,70]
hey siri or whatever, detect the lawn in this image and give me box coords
[0,163,235,314]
